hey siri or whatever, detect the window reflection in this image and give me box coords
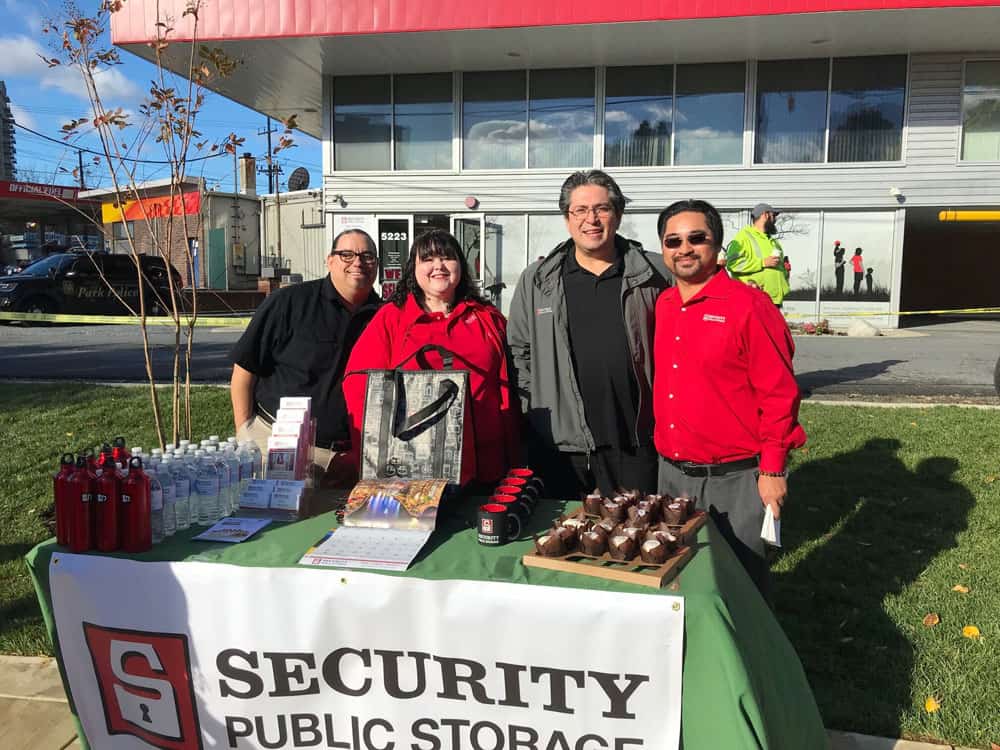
[605,66,672,167]
[755,59,829,164]
[463,71,527,169]
[675,63,745,165]
[962,60,1000,161]
[529,68,595,169]
[394,74,453,170]
[829,56,906,162]
[334,75,391,170]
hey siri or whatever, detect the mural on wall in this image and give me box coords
[819,212,894,302]
[772,212,821,302]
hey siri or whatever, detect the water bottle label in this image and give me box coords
[151,489,163,510]
[195,478,219,495]
[81,493,91,503]
[162,486,175,504]
[121,493,131,504]
[96,493,108,503]
[176,479,190,496]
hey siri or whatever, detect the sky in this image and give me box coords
[0,0,322,193]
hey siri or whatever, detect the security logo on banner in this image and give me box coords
[82,622,203,750]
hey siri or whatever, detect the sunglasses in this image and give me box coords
[331,250,377,264]
[663,231,713,250]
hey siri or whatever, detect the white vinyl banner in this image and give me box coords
[50,554,684,750]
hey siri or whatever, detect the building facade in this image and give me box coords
[112,1,1000,324]
[0,82,16,181]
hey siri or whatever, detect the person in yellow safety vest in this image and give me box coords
[726,203,790,307]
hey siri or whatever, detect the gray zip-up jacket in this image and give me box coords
[507,234,670,454]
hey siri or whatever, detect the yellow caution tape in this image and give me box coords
[0,311,253,326]
[784,306,1000,319]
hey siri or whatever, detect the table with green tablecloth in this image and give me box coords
[26,499,827,749]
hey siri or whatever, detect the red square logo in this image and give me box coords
[83,622,202,750]
[481,518,494,534]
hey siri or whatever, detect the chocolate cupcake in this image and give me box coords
[600,500,627,524]
[594,518,616,537]
[534,533,565,557]
[579,530,608,556]
[613,524,645,543]
[582,492,604,516]
[553,524,578,552]
[608,534,638,561]
[640,538,670,564]
[662,501,687,525]
[561,516,589,533]
[648,527,680,552]
[627,506,654,527]
[676,496,696,517]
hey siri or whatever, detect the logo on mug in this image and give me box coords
[481,518,495,534]
[83,622,202,749]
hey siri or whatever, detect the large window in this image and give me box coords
[463,71,527,170]
[829,56,906,162]
[605,66,672,167]
[394,74,454,170]
[755,59,829,164]
[675,63,746,166]
[756,56,906,164]
[529,69,595,168]
[333,75,391,170]
[962,60,1000,161]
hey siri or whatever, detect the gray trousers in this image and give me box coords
[658,457,771,601]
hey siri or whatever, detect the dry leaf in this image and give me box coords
[952,584,970,594]
[962,625,981,640]
[924,696,941,713]
[922,613,940,627]
[985,475,998,484]
[958,563,969,570]
[910,421,918,427]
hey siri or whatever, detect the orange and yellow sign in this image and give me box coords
[101,191,201,223]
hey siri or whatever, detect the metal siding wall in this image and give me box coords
[323,52,1000,216]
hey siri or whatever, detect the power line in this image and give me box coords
[11,121,230,165]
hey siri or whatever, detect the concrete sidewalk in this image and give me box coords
[0,656,984,750]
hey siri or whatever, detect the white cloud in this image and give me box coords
[8,102,35,129]
[0,34,141,105]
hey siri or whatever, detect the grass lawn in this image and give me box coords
[0,385,997,747]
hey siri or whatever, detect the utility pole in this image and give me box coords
[257,157,284,268]
[256,117,278,194]
[77,150,85,189]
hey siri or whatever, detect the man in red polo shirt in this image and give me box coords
[653,199,806,599]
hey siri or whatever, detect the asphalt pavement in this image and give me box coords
[0,319,997,399]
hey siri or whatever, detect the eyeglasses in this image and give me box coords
[663,231,713,250]
[568,204,614,220]
[331,250,377,264]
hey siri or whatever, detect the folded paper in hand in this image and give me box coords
[760,505,782,547]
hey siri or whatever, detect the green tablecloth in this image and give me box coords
[25,500,827,749]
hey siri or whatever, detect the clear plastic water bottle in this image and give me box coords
[222,444,241,514]
[245,439,263,480]
[149,464,164,544]
[165,456,190,531]
[178,452,199,527]
[178,439,191,451]
[165,443,176,453]
[195,449,220,525]
[157,460,176,537]
[209,434,221,446]
[205,446,230,519]
[237,441,254,493]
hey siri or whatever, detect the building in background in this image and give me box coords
[112,0,1000,324]
[81,171,261,290]
[0,82,17,181]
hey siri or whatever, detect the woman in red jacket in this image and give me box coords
[343,229,519,486]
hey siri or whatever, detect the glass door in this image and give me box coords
[450,214,499,301]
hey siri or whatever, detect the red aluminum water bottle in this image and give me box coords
[53,453,75,546]
[111,437,131,468]
[120,456,152,553]
[95,455,121,552]
[67,455,97,553]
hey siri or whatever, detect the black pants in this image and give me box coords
[854,271,863,295]
[532,444,659,499]
[658,457,771,602]
[835,266,845,294]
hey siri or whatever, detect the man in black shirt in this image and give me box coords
[230,229,381,477]
[508,170,669,497]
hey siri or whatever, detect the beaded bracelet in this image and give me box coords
[759,470,787,478]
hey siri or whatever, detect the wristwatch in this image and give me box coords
[759,469,788,478]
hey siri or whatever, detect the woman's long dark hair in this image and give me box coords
[389,229,489,310]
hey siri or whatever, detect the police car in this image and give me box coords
[0,252,184,318]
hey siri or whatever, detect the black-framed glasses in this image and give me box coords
[568,204,614,220]
[663,231,713,250]
[331,250,377,264]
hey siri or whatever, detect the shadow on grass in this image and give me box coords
[775,439,972,737]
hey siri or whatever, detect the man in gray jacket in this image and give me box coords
[508,170,669,497]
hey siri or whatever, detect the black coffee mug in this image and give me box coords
[478,503,510,546]
[491,494,527,538]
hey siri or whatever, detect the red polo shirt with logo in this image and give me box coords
[653,270,806,473]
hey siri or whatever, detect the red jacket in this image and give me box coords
[343,295,520,485]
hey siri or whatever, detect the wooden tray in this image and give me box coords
[521,510,707,589]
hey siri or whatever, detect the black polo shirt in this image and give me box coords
[230,277,380,449]
[562,249,640,449]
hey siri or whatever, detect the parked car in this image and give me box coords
[0,252,184,318]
